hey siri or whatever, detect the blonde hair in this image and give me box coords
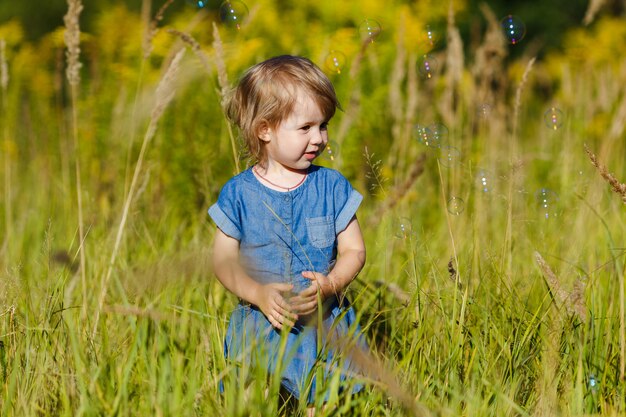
[226,55,340,164]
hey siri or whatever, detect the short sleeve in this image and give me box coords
[208,179,243,240]
[332,172,363,234]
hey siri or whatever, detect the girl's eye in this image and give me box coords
[320,123,328,131]
[300,125,311,131]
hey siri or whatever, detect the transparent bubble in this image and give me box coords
[418,54,438,79]
[535,188,559,219]
[429,123,448,146]
[447,197,465,215]
[324,51,346,75]
[438,146,461,167]
[393,217,415,240]
[322,140,340,162]
[413,124,437,148]
[588,374,599,393]
[477,103,492,119]
[500,15,526,45]
[186,0,210,8]
[359,19,382,43]
[219,1,248,29]
[544,107,564,130]
[421,24,440,50]
[475,168,493,193]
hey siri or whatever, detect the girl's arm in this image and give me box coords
[212,228,297,328]
[291,215,366,315]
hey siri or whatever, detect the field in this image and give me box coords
[1,0,626,415]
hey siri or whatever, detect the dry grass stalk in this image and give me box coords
[144,0,175,59]
[388,17,405,126]
[0,39,8,92]
[93,49,186,338]
[124,247,212,294]
[330,335,430,416]
[512,56,536,140]
[370,153,427,223]
[141,0,152,59]
[608,88,626,140]
[211,22,240,174]
[583,0,606,25]
[440,3,464,126]
[472,4,507,115]
[448,256,458,283]
[371,280,410,305]
[63,0,83,86]
[1,39,8,254]
[63,0,88,319]
[212,22,229,109]
[584,143,626,204]
[386,17,407,173]
[534,251,587,321]
[104,304,170,322]
[167,29,212,75]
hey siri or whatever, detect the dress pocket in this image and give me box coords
[306,215,335,249]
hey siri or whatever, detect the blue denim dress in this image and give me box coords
[209,165,366,402]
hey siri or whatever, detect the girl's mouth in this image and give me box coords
[304,152,317,161]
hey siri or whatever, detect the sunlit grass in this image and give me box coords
[1,0,626,416]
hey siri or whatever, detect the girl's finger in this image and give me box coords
[277,304,297,321]
[297,285,318,297]
[274,296,297,317]
[288,294,315,307]
[269,315,282,329]
[302,271,318,280]
[292,299,318,314]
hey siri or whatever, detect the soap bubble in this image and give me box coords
[219,1,248,29]
[413,124,437,148]
[322,140,340,162]
[429,123,448,146]
[418,54,438,79]
[500,15,526,44]
[359,19,382,43]
[324,51,346,74]
[186,0,210,8]
[393,217,415,240]
[421,24,440,50]
[544,107,564,130]
[477,103,492,119]
[588,374,599,393]
[413,124,431,146]
[475,168,493,193]
[447,197,465,215]
[535,188,559,219]
[438,146,461,167]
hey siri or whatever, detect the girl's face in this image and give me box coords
[260,93,329,174]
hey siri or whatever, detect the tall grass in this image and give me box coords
[1,1,626,416]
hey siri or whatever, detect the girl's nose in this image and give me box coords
[310,128,324,145]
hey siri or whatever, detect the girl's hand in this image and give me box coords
[289,271,336,316]
[255,283,298,329]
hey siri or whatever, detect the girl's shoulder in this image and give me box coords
[219,168,254,191]
[310,165,348,184]
[309,165,354,192]
[215,168,257,203]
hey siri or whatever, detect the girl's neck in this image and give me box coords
[253,164,308,191]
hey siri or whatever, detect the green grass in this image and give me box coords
[1,1,626,415]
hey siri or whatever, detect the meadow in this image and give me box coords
[1,0,626,415]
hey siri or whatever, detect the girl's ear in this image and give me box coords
[257,121,271,143]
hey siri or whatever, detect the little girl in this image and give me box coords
[209,55,367,410]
